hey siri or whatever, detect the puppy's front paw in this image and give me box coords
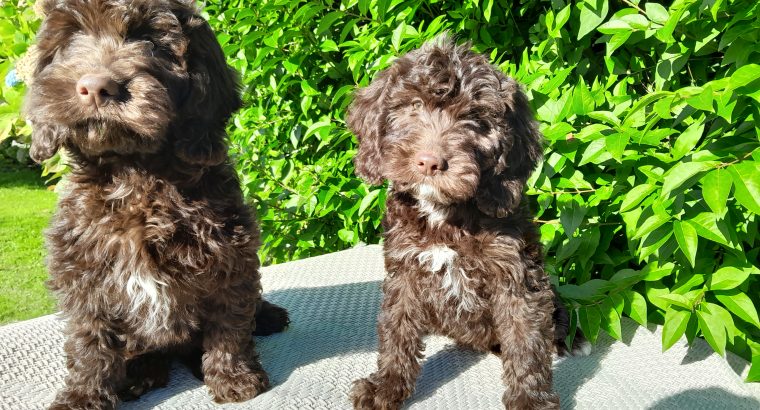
[502,390,560,410]
[49,387,117,410]
[350,377,402,410]
[205,366,269,403]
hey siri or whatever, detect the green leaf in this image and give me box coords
[391,22,418,51]
[556,5,572,30]
[705,302,736,340]
[482,0,494,22]
[542,122,575,142]
[701,169,732,214]
[672,121,704,160]
[578,0,610,40]
[727,162,760,214]
[605,132,629,162]
[597,19,630,34]
[696,307,727,356]
[685,84,715,111]
[624,91,671,124]
[578,305,601,344]
[572,78,595,115]
[358,188,381,216]
[623,290,648,326]
[655,6,685,42]
[606,31,632,56]
[673,220,698,267]
[560,199,587,238]
[714,290,760,329]
[337,228,355,243]
[620,184,656,212]
[316,11,344,35]
[645,2,669,24]
[587,110,620,126]
[600,298,622,340]
[304,120,332,140]
[647,281,672,311]
[633,205,671,240]
[658,293,693,309]
[709,265,751,290]
[641,262,675,281]
[558,279,614,303]
[748,354,760,382]
[728,64,760,90]
[662,308,691,351]
[686,213,731,247]
[661,161,716,198]
[620,14,650,30]
[579,139,607,165]
[610,269,642,288]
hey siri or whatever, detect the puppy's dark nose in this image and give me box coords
[76,74,120,107]
[415,152,446,176]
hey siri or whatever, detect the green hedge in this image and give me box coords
[2,0,758,379]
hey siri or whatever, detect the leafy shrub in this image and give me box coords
[0,1,39,159]
[205,0,759,378]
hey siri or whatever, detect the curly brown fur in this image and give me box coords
[24,1,288,408]
[347,35,587,410]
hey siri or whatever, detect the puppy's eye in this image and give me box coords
[143,37,158,50]
[412,99,423,110]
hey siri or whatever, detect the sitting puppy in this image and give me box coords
[24,0,288,408]
[347,36,586,409]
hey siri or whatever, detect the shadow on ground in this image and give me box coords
[648,387,760,410]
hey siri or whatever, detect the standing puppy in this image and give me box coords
[24,0,288,408]
[348,36,580,409]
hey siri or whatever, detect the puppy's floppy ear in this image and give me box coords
[476,77,543,218]
[174,10,241,166]
[28,122,69,163]
[347,64,401,185]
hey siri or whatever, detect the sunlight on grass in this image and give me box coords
[0,168,58,324]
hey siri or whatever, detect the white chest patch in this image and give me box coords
[417,199,451,227]
[125,269,170,333]
[417,246,480,314]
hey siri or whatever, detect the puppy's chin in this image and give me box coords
[408,177,479,205]
[71,120,165,157]
[415,183,449,203]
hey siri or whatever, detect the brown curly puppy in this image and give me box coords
[347,36,587,410]
[24,0,288,408]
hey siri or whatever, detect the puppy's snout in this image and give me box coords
[415,151,447,176]
[76,74,120,107]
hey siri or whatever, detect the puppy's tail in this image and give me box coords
[552,290,591,357]
[253,299,290,336]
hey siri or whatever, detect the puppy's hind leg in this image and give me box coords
[551,291,591,358]
[117,350,171,401]
[253,299,290,336]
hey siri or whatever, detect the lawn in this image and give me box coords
[0,166,57,324]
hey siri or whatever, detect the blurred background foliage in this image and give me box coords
[1,0,758,379]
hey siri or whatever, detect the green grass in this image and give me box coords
[0,166,58,324]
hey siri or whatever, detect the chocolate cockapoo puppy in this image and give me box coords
[24,0,288,408]
[347,36,588,410]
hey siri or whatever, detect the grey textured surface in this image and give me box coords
[1,244,758,409]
